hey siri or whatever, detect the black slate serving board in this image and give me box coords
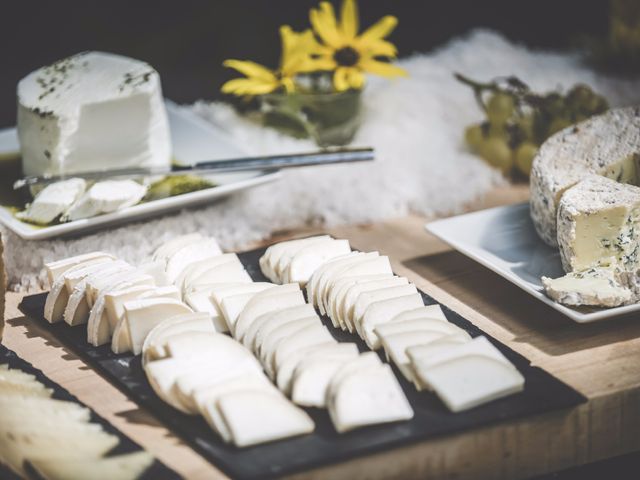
[19,245,586,480]
[0,344,179,480]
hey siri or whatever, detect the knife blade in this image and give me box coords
[13,147,374,189]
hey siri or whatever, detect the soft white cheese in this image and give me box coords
[16,178,86,224]
[18,51,171,176]
[62,180,147,221]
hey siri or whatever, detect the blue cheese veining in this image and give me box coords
[530,107,640,247]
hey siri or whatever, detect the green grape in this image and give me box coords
[464,124,484,152]
[515,142,538,176]
[486,93,515,125]
[479,137,513,174]
[566,84,595,112]
[514,114,535,143]
[543,93,565,117]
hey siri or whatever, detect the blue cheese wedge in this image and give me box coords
[18,51,171,177]
[530,107,640,247]
[557,175,640,274]
[542,266,634,307]
[16,178,86,225]
[62,180,147,221]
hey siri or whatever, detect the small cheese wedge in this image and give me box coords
[275,342,357,394]
[142,312,215,364]
[173,356,263,414]
[327,364,413,433]
[359,294,426,349]
[85,267,145,307]
[44,251,115,285]
[206,282,275,317]
[234,287,305,340]
[196,374,276,442]
[391,304,448,323]
[275,238,336,284]
[103,284,156,333]
[352,285,418,334]
[63,261,133,326]
[165,238,223,283]
[44,258,114,323]
[62,179,147,221]
[286,239,351,285]
[326,352,382,395]
[379,329,472,381]
[123,298,192,354]
[260,235,331,282]
[216,390,314,447]
[405,335,472,390]
[416,346,524,411]
[175,253,240,293]
[260,318,320,378]
[185,261,252,293]
[138,260,171,286]
[16,178,86,225]
[306,251,367,307]
[145,357,200,412]
[272,324,336,373]
[320,254,389,314]
[375,318,463,339]
[291,354,358,408]
[152,233,204,264]
[87,275,155,346]
[247,304,318,352]
[28,451,154,480]
[219,283,295,333]
[329,274,399,328]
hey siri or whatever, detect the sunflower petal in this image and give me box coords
[333,68,350,92]
[223,60,277,82]
[359,15,398,42]
[310,2,344,48]
[221,78,279,96]
[340,0,359,39]
[360,58,407,78]
[346,67,365,89]
[357,38,397,57]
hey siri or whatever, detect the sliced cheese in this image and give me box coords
[28,451,154,480]
[259,235,330,282]
[286,238,351,285]
[272,324,336,373]
[152,233,203,264]
[247,304,318,352]
[216,390,314,447]
[352,285,418,334]
[291,353,358,408]
[359,293,425,349]
[123,298,192,354]
[164,238,222,283]
[233,287,305,340]
[327,364,413,433]
[17,178,86,225]
[390,304,448,323]
[44,251,115,285]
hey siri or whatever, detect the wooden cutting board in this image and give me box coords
[3,184,640,479]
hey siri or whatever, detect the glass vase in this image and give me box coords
[258,90,362,147]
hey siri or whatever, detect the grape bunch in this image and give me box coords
[457,74,609,177]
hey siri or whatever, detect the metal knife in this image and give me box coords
[13,147,374,189]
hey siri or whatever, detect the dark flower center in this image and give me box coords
[333,46,360,67]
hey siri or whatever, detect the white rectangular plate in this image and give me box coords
[0,100,279,240]
[426,202,640,323]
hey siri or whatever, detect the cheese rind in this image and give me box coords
[530,107,640,247]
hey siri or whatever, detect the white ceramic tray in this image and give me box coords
[426,202,640,323]
[0,101,279,240]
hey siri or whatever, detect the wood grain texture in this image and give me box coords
[3,183,639,479]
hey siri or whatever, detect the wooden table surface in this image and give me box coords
[3,184,640,479]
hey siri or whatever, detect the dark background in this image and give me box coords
[1,0,611,127]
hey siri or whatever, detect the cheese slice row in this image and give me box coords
[0,363,154,479]
[259,236,351,286]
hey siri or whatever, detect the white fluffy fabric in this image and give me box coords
[4,30,640,290]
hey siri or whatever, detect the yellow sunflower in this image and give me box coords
[221,26,317,96]
[309,0,407,91]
